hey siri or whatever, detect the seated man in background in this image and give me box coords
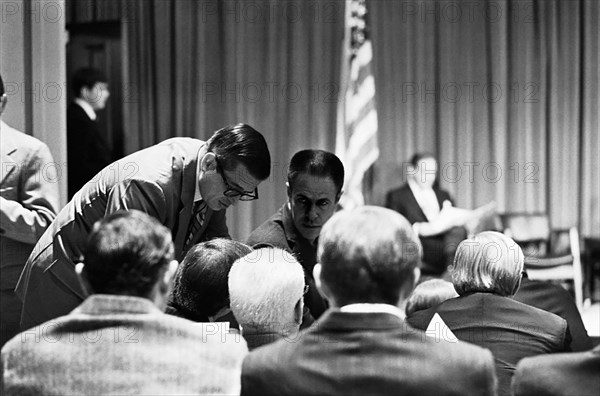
[241,206,497,396]
[228,247,305,350]
[408,231,571,396]
[246,149,344,321]
[405,279,458,317]
[166,238,252,327]
[385,153,466,277]
[1,210,248,395]
[512,344,600,396]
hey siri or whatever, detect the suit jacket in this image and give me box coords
[385,183,452,225]
[385,184,461,274]
[67,102,112,198]
[514,275,592,352]
[241,309,497,396]
[1,294,248,395]
[511,344,600,396]
[407,292,571,396]
[246,203,327,320]
[16,138,229,330]
[0,121,59,290]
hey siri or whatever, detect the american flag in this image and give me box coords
[336,0,379,210]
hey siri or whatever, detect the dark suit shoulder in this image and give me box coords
[245,207,290,250]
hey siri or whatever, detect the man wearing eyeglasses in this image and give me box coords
[15,123,271,331]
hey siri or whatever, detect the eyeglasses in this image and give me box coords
[218,163,258,201]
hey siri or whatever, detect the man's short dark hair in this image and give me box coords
[410,152,436,167]
[318,206,421,306]
[207,123,271,181]
[168,239,252,321]
[287,150,345,194]
[83,210,174,298]
[71,67,107,97]
[0,74,5,96]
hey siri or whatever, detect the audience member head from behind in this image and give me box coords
[451,231,525,297]
[228,247,305,342]
[405,279,458,317]
[286,149,344,244]
[198,123,271,211]
[75,210,178,310]
[407,152,438,189]
[71,67,110,111]
[314,206,422,310]
[167,238,252,322]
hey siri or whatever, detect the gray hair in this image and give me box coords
[451,231,524,297]
[228,248,305,331]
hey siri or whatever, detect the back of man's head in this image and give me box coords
[317,206,421,307]
[168,239,252,321]
[228,248,305,334]
[71,67,106,97]
[207,123,271,181]
[82,210,174,298]
[288,149,345,194]
[0,73,5,96]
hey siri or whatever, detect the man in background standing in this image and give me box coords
[67,67,112,198]
[0,74,60,346]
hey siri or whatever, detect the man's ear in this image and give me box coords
[0,94,7,115]
[313,263,334,306]
[162,260,179,291]
[200,152,218,174]
[335,189,344,204]
[286,182,292,200]
[293,298,303,325]
[74,262,91,297]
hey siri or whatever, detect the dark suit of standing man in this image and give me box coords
[16,123,271,330]
[241,207,497,396]
[0,75,60,346]
[67,68,112,198]
[386,153,466,276]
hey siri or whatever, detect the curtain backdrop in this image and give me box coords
[123,0,599,239]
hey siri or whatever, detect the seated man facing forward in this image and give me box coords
[246,149,344,321]
[228,247,305,350]
[386,153,466,276]
[1,210,248,395]
[241,206,497,396]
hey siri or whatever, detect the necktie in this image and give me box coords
[184,200,207,250]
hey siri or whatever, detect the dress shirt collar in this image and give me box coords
[340,303,406,321]
[74,98,97,121]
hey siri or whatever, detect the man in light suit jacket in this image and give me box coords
[241,206,497,396]
[2,210,248,395]
[512,344,600,396]
[0,74,60,347]
[385,153,466,276]
[16,123,271,330]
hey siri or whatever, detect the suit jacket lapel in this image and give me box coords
[173,144,204,256]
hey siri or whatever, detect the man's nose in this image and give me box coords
[306,205,319,221]
[226,195,241,207]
